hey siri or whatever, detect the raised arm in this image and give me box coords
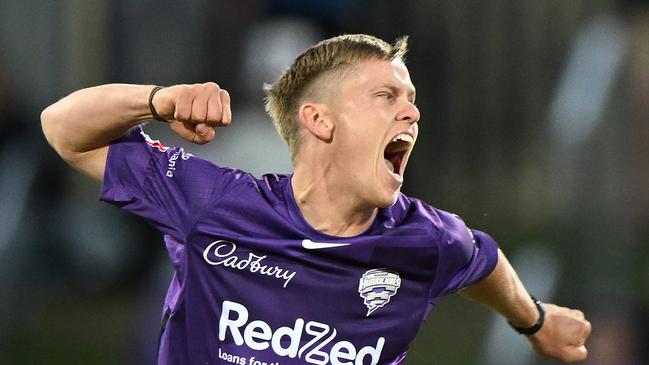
[41,83,231,181]
[461,249,592,363]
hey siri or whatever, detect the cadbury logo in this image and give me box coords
[203,240,296,288]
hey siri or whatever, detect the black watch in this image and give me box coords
[508,295,545,335]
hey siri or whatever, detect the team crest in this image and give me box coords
[358,268,401,316]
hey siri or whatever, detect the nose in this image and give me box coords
[397,101,420,125]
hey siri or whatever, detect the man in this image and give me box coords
[41,34,591,364]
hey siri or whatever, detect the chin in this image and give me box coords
[375,189,401,208]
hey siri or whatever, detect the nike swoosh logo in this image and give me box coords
[301,239,351,250]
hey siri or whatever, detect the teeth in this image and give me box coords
[391,133,414,143]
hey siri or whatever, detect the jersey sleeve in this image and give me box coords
[430,211,499,298]
[99,126,239,241]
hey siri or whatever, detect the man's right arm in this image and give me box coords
[41,83,231,181]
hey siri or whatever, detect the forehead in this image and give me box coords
[340,59,415,96]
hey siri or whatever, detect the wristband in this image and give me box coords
[508,296,545,335]
[149,86,169,123]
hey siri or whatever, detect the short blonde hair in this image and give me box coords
[264,34,409,159]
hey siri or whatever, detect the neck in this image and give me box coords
[291,161,377,238]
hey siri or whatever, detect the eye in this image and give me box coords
[376,92,395,101]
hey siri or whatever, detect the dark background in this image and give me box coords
[1,0,648,364]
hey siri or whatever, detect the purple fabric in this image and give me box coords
[100,127,499,365]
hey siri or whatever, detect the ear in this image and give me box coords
[298,103,333,142]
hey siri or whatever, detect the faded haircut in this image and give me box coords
[264,34,409,160]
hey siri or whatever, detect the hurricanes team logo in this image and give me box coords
[358,268,401,316]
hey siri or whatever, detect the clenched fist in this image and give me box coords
[150,82,232,144]
[528,303,592,362]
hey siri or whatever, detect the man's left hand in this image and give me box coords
[527,303,592,363]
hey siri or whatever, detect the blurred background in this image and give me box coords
[0,0,648,364]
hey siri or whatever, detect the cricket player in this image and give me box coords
[41,34,591,364]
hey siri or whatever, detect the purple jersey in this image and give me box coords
[100,128,499,365]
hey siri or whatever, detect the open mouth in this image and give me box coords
[383,133,413,178]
